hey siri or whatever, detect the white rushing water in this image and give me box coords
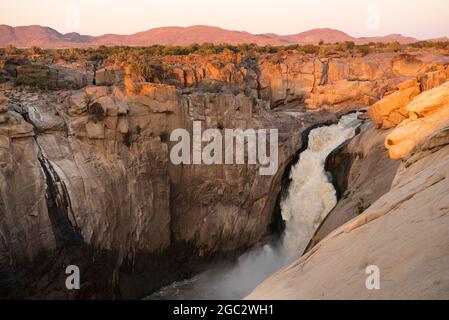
[150,113,362,300]
[280,113,362,256]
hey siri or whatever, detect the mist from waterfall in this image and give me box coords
[150,113,362,300]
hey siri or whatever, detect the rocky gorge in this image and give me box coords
[1,46,449,299]
[248,63,449,300]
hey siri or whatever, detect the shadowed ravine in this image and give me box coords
[149,113,362,300]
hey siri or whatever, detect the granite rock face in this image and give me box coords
[369,58,449,129]
[368,79,421,129]
[15,63,92,90]
[386,81,449,159]
[248,137,449,299]
[0,70,324,298]
[247,81,449,300]
[111,51,449,112]
[1,49,449,299]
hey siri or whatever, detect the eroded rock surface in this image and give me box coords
[386,81,449,159]
[1,49,449,299]
[0,71,331,298]
[104,51,449,112]
[247,80,449,301]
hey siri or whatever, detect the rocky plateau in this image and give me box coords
[1,46,449,299]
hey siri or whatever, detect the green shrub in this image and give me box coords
[5,45,18,55]
[10,41,449,65]
[267,46,280,54]
[30,75,50,89]
[30,46,43,55]
[385,42,401,53]
[15,74,50,89]
[198,43,217,56]
[345,41,355,51]
[15,75,27,86]
[123,131,133,147]
[356,45,371,56]
[130,60,155,81]
[129,59,168,83]
[298,44,320,55]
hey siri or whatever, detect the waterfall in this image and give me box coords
[281,113,362,256]
[149,113,362,300]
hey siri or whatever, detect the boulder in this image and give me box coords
[16,64,89,90]
[0,111,34,138]
[418,67,449,91]
[96,68,122,86]
[385,112,449,160]
[385,81,449,159]
[407,81,449,117]
[368,79,421,129]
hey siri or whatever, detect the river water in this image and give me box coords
[149,113,362,300]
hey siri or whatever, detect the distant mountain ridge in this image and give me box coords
[0,24,426,48]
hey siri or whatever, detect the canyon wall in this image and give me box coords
[247,80,449,300]
[0,71,317,298]
[145,50,449,111]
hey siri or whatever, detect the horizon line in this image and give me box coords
[1,23,438,40]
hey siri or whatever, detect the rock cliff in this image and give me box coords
[0,70,328,298]
[1,49,449,299]
[247,81,449,300]
[113,51,449,114]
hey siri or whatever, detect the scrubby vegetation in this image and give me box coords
[129,58,168,82]
[1,40,448,92]
[410,41,449,49]
[1,40,448,66]
[15,74,50,89]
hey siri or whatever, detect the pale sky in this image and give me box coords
[0,0,448,39]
